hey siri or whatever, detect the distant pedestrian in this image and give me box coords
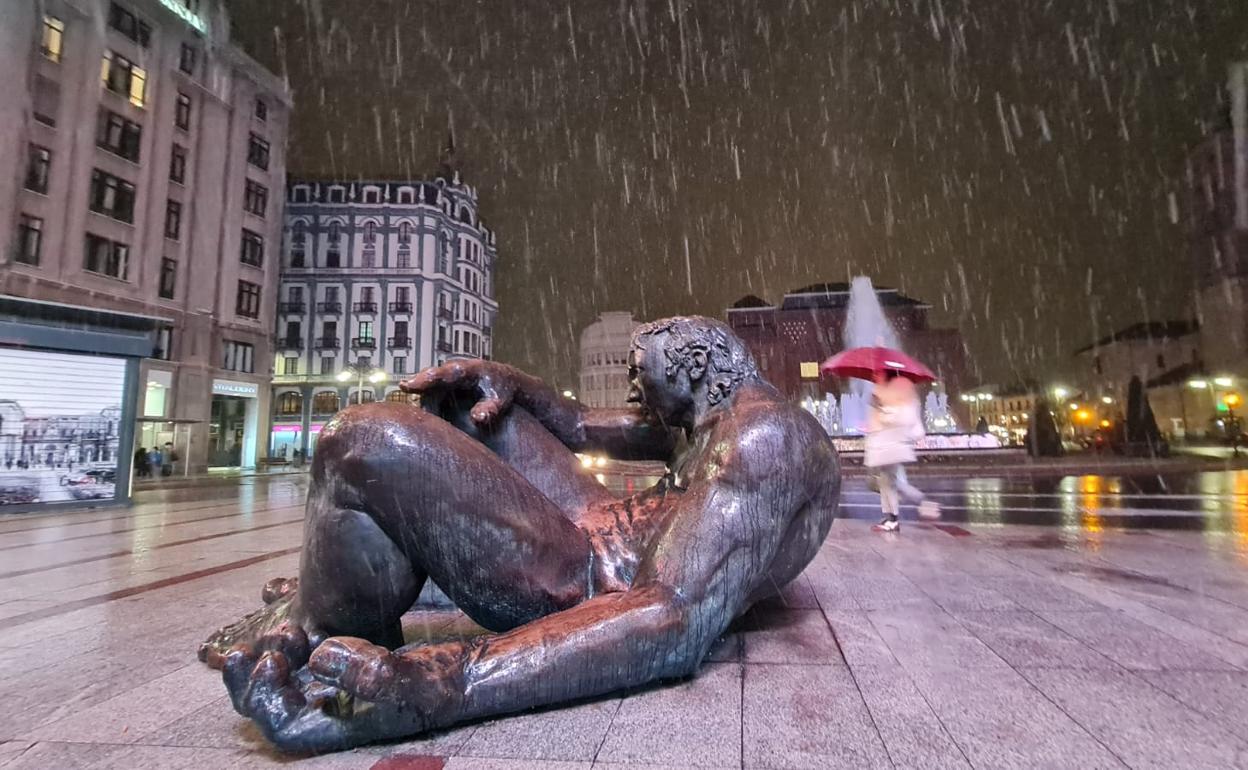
[134,447,149,478]
[148,447,163,478]
[866,371,941,532]
[162,442,176,476]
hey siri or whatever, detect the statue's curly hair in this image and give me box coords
[631,316,759,405]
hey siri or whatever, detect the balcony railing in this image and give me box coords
[317,301,342,314]
[482,325,493,337]
[389,301,413,314]
[353,302,379,314]
[436,307,453,320]
[314,336,339,350]
[436,340,452,353]
[278,302,306,314]
[387,336,411,348]
[277,336,303,350]
[351,337,377,350]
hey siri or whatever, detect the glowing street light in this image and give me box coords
[1215,377,1234,388]
[1189,379,1209,390]
[339,360,386,404]
[1101,396,1113,405]
[1054,387,1069,399]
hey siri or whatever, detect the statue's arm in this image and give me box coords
[507,371,676,460]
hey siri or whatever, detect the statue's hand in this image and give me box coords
[223,630,454,753]
[400,360,519,426]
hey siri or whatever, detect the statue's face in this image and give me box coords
[627,336,692,423]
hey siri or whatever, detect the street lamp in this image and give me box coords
[1224,392,1242,457]
[337,360,387,405]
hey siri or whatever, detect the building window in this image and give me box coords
[799,361,819,379]
[244,180,268,217]
[89,169,136,223]
[222,340,255,373]
[320,357,335,376]
[351,389,375,405]
[16,215,42,266]
[393,357,407,375]
[328,187,345,203]
[236,280,261,318]
[312,391,339,413]
[283,357,299,376]
[175,92,191,130]
[290,221,306,267]
[154,326,173,360]
[159,257,177,299]
[292,186,309,203]
[247,133,270,170]
[25,145,51,194]
[164,200,182,240]
[33,76,60,126]
[278,391,301,414]
[84,233,130,280]
[326,222,341,267]
[178,43,197,75]
[108,3,151,46]
[254,98,268,122]
[386,389,409,402]
[364,221,376,243]
[96,109,142,162]
[240,229,264,266]
[398,221,412,244]
[398,188,414,204]
[101,51,146,108]
[170,144,187,184]
[41,16,64,62]
[363,188,380,204]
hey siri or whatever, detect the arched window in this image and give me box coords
[292,221,306,244]
[328,222,341,241]
[350,389,375,405]
[423,184,438,205]
[386,390,412,404]
[398,222,411,244]
[459,206,473,225]
[277,391,302,416]
[364,221,376,243]
[312,391,340,414]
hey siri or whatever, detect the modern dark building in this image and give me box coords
[725,283,970,406]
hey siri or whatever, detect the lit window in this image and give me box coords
[41,16,64,62]
[799,361,820,379]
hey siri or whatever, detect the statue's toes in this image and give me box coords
[308,637,395,702]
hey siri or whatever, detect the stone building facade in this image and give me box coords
[578,311,639,408]
[267,172,499,461]
[0,0,291,478]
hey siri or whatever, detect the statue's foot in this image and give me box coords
[200,589,324,669]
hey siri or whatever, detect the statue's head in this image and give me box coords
[627,316,759,423]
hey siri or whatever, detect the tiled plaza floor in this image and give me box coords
[2,477,1248,768]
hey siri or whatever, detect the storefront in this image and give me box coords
[269,422,326,462]
[0,295,157,511]
[209,379,260,469]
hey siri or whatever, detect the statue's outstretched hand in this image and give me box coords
[400,360,518,426]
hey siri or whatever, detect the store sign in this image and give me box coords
[159,0,207,33]
[212,379,259,397]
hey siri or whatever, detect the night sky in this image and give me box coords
[227,0,1248,390]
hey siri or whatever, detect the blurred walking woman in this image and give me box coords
[866,371,941,532]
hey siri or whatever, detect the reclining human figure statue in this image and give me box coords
[201,316,840,753]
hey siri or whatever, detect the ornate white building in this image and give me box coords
[268,160,498,460]
[578,311,639,408]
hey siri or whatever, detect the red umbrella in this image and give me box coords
[820,347,936,383]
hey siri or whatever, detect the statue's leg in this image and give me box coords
[203,402,599,665]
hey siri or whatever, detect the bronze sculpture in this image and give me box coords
[201,316,840,753]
